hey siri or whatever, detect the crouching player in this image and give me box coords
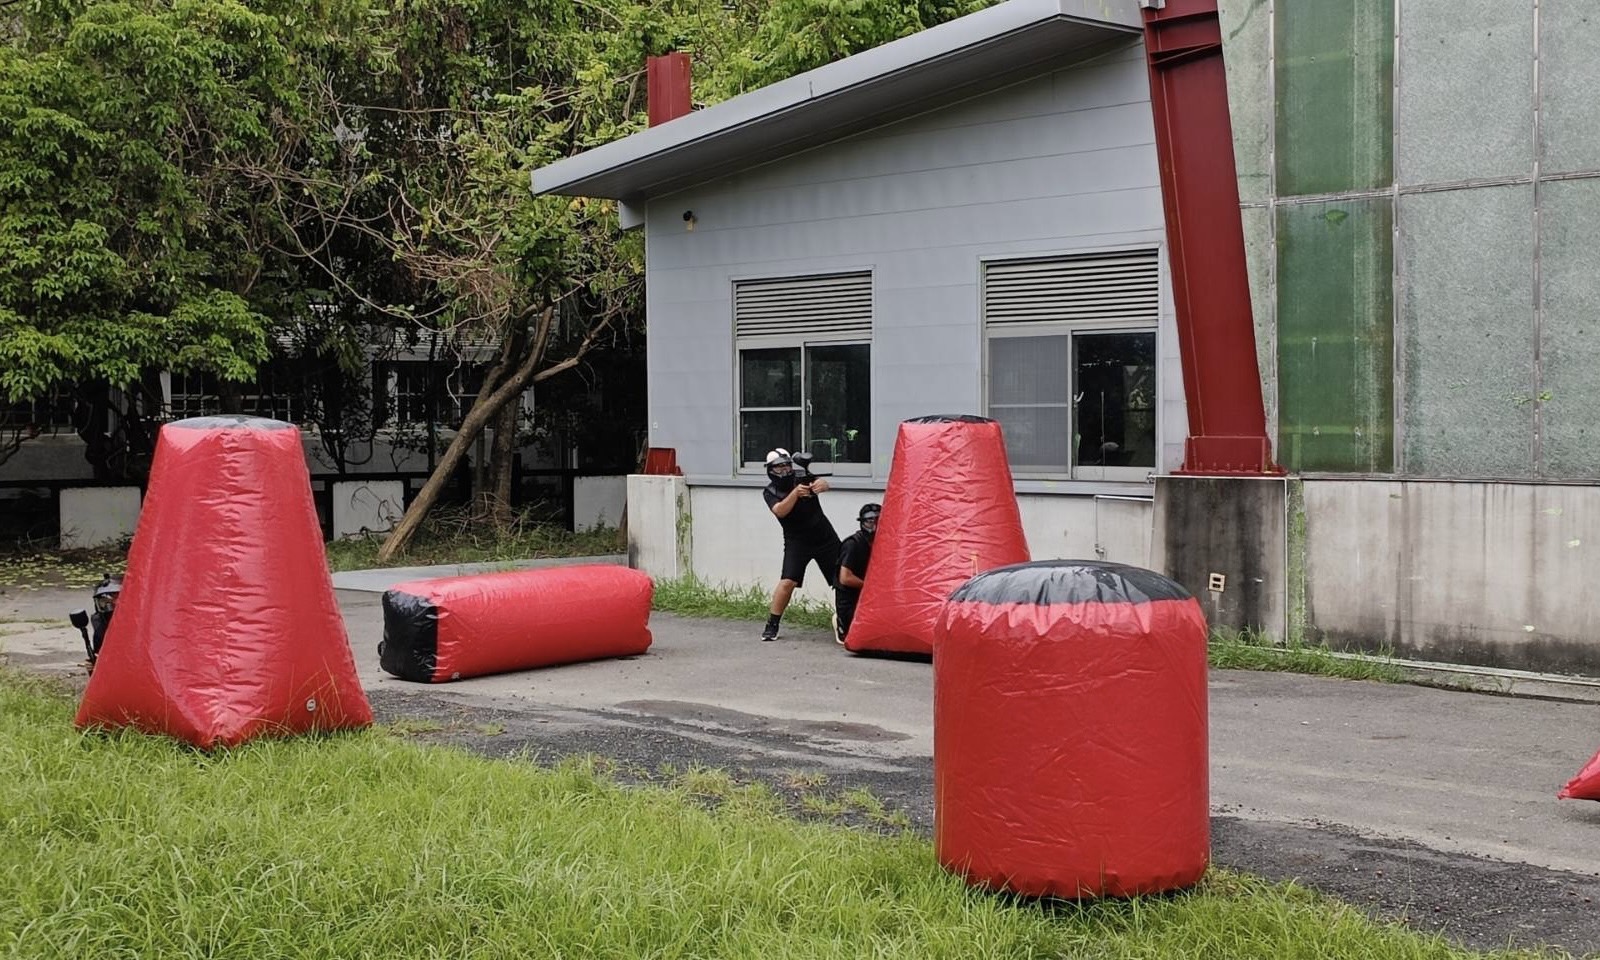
[833,503,880,645]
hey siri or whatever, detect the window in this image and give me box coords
[984,251,1160,480]
[736,273,872,470]
[374,361,484,427]
[168,370,222,418]
[166,364,308,423]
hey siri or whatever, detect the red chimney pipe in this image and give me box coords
[647,53,693,127]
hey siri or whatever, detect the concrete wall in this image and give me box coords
[57,487,141,548]
[623,474,1600,674]
[573,475,627,531]
[625,475,691,580]
[642,42,1188,484]
[2,436,96,484]
[681,483,1151,608]
[1300,478,1600,673]
[1152,476,1288,639]
[330,480,405,539]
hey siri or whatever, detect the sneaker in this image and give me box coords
[832,612,845,646]
[761,621,780,642]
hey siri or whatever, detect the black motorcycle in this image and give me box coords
[69,575,121,674]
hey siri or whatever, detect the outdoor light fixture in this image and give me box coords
[682,210,697,231]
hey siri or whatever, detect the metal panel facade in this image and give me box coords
[642,44,1183,481]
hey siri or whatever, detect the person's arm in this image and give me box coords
[838,564,864,589]
[768,484,809,519]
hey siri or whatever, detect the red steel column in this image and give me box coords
[1141,0,1282,475]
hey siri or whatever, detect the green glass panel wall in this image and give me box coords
[1276,200,1394,472]
[1220,0,1273,203]
[1275,0,1394,196]
[1398,185,1535,478]
[1531,180,1600,478]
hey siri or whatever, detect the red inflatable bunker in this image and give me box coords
[1559,748,1600,801]
[846,416,1030,655]
[380,565,653,682]
[934,561,1209,899]
[75,417,373,748]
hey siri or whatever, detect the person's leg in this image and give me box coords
[769,579,797,617]
[814,539,842,589]
[764,544,808,640]
[833,591,856,645]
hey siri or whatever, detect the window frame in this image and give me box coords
[732,270,875,478]
[980,247,1163,483]
[735,336,873,477]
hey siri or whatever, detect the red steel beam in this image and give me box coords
[1140,0,1282,475]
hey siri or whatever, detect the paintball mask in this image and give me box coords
[858,503,881,538]
[765,449,794,489]
[92,575,122,616]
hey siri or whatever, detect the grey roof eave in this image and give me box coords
[530,0,1143,202]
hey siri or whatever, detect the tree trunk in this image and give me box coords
[486,397,518,526]
[376,308,554,563]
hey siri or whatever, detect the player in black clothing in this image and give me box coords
[760,448,841,641]
[833,502,879,645]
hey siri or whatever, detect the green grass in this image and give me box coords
[653,574,836,630]
[1209,628,1409,683]
[0,674,1549,960]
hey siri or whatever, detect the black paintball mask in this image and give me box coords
[92,574,122,616]
[858,503,882,540]
[765,448,795,492]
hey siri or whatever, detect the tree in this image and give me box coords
[0,0,312,475]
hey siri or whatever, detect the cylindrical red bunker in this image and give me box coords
[933,560,1209,899]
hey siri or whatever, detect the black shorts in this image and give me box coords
[781,538,840,587]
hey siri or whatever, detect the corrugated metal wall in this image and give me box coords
[641,42,1185,480]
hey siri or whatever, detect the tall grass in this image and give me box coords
[1209,628,1408,683]
[654,574,835,630]
[0,674,1546,959]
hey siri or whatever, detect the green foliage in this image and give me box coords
[2,0,1005,416]
[0,0,300,403]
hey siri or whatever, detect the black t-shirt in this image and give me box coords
[763,482,837,543]
[835,530,873,609]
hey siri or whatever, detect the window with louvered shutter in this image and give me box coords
[983,251,1159,480]
[734,272,873,471]
[735,272,873,340]
[983,251,1159,329]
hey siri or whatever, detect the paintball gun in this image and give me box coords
[791,451,832,485]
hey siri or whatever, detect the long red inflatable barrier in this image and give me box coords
[1559,748,1600,801]
[380,565,653,682]
[75,417,372,748]
[934,560,1209,898]
[846,416,1030,655]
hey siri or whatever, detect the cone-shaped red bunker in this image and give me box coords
[846,415,1030,655]
[1559,749,1600,801]
[934,561,1210,899]
[74,416,372,748]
